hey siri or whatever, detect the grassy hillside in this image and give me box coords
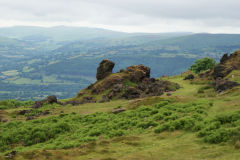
[0,53,240,159]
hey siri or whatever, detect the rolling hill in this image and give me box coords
[0,51,239,160]
[1,27,240,100]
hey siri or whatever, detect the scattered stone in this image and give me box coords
[112,108,126,114]
[18,110,31,115]
[96,59,115,80]
[42,110,50,115]
[26,116,34,121]
[184,74,194,80]
[4,150,16,158]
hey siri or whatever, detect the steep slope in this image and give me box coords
[0,51,240,160]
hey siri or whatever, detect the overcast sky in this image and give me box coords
[0,0,240,33]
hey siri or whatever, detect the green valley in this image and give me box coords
[0,50,240,160]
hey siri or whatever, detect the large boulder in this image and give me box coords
[214,79,239,92]
[112,108,126,114]
[212,65,233,79]
[96,59,115,80]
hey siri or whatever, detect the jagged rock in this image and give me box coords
[220,53,229,64]
[184,74,194,80]
[68,61,180,103]
[47,95,58,104]
[96,59,115,80]
[122,86,141,99]
[126,65,150,82]
[214,79,239,92]
[4,150,16,158]
[112,108,126,114]
[92,75,123,94]
[212,65,233,79]
[26,116,34,121]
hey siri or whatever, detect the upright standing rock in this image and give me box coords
[96,59,115,80]
[220,53,229,64]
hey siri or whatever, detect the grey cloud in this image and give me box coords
[0,0,239,33]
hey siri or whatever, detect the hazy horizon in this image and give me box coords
[0,0,240,33]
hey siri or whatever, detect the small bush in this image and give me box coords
[190,58,216,73]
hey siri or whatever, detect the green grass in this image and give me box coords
[0,74,240,160]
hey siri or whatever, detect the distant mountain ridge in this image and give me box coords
[0,26,240,100]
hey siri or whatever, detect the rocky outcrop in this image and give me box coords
[96,59,115,80]
[212,64,234,79]
[220,53,229,64]
[71,60,180,104]
[212,51,240,79]
[125,65,150,82]
[122,86,141,99]
[213,78,239,92]
[198,51,240,92]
